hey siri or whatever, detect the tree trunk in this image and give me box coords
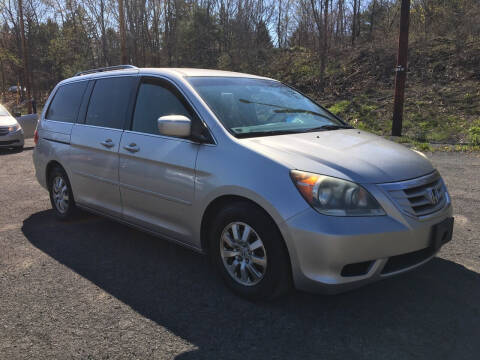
[352,0,357,45]
[356,0,361,38]
[320,0,329,92]
[18,0,32,113]
[370,0,377,39]
[100,0,108,65]
[1,60,5,103]
[118,0,127,64]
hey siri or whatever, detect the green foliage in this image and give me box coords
[266,47,321,93]
[328,100,350,115]
[412,141,433,152]
[468,124,480,145]
[454,144,480,152]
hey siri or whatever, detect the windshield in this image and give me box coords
[0,105,10,116]
[187,77,348,138]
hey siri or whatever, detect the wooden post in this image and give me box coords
[392,0,411,136]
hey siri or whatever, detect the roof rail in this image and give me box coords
[74,65,138,77]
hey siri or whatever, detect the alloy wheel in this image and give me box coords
[220,221,267,286]
[52,175,69,214]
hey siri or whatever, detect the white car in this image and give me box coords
[0,104,24,150]
[0,104,38,151]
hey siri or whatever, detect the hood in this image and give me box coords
[242,129,434,184]
[0,115,18,127]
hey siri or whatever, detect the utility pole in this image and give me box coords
[18,0,32,114]
[392,0,411,136]
[118,0,127,64]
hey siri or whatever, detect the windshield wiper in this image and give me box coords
[273,108,333,120]
[239,98,285,109]
[302,124,353,132]
[234,124,353,138]
[239,99,332,119]
[235,129,303,138]
[239,100,334,121]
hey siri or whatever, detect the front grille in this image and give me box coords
[0,140,20,145]
[381,245,435,274]
[0,127,9,136]
[379,171,449,218]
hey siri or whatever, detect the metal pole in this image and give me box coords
[392,0,411,136]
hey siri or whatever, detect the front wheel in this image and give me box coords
[209,202,291,301]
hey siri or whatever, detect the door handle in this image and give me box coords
[100,139,115,148]
[123,143,139,153]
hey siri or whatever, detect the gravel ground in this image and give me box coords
[1,140,479,359]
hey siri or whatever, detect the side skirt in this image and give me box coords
[76,203,206,255]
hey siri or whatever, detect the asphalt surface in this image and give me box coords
[1,139,479,359]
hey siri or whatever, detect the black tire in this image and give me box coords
[13,146,23,153]
[48,166,77,220]
[208,201,291,301]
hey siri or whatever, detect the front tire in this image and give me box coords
[209,202,291,301]
[48,166,77,220]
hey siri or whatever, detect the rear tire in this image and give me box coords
[48,166,77,220]
[208,201,291,301]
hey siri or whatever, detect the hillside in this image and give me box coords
[268,38,480,145]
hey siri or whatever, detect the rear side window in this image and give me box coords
[46,81,88,123]
[132,82,192,135]
[85,77,135,129]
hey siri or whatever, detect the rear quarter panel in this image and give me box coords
[33,85,74,190]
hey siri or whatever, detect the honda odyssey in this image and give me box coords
[33,66,454,300]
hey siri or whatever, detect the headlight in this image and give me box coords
[8,124,21,132]
[290,170,385,216]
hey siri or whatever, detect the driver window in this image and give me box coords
[132,81,192,135]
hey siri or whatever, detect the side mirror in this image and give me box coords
[13,111,21,117]
[157,115,191,138]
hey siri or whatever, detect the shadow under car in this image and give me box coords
[23,210,480,360]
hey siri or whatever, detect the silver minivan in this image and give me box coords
[33,66,453,300]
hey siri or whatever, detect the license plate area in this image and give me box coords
[430,217,454,251]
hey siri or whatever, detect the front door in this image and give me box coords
[119,77,200,243]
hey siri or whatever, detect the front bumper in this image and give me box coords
[280,199,453,294]
[0,129,24,148]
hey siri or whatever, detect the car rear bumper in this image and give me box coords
[280,203,453,294]
[0,130,24,148]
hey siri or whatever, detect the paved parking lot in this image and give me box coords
[1,140,479,359]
